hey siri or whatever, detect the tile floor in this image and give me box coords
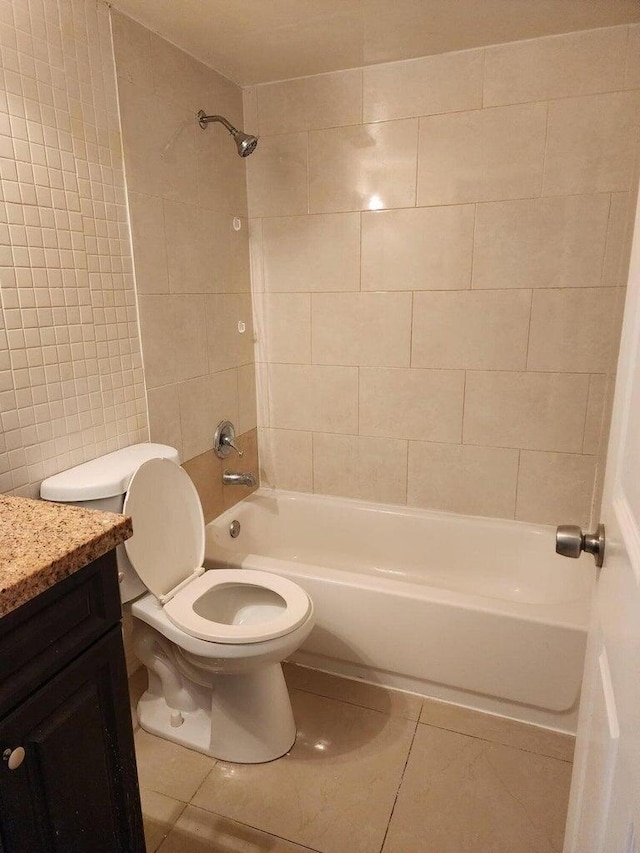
[129,664,575,853]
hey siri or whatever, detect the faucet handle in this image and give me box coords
[214,420,243,459]
[221,434,244,457]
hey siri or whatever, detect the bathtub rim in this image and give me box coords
[204,487,593,631]
[215,486,573,538]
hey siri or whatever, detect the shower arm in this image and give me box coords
[197,111,237,134]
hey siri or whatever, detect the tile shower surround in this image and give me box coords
[111,12,258,516]
[0,0,147,497]
[1,5,639,532]
[247,24,640,526]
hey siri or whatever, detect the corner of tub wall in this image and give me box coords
[181,428,259,524]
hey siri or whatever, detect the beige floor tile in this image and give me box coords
[134,729,215,802]
[420,698,575,762]
[383,725,572,853]
[283,663,422,721]
[158,805,319,852]
[141,789,187,853]
[191,689,416,853]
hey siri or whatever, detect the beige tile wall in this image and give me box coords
[0,0,147,497]
[112,13,257,492]
[248,24,640,526]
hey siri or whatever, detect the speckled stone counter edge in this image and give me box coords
[0,495,132,619]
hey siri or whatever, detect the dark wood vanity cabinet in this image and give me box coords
[0,552,145,852]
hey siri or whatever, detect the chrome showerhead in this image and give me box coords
[233,130,258,158]
[197,110,258,157]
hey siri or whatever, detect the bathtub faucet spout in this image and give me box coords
[223,470,256,487]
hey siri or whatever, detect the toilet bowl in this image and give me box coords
[40,445,314,764]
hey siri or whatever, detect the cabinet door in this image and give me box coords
[0,627,145,853]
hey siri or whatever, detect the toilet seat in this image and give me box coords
[164,569,311,643]
[123,459,311,645]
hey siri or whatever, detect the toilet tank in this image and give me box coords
[40,443,180,603]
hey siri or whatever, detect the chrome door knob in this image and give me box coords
[556,523,605,568]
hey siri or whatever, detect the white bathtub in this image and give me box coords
[204,489,593,733]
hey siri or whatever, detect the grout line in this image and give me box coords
[267,425,595,458]
[408,291,414,367]
[309,292,314,364]
[258,283,618,296]
[187,761,217,807]
[416,715,575,763]
[413,117,420,207]
[623,25,632,88]
[253,189,617,221]
[150,798,188,852]
[287,679,419,721]
[250,86,637,144]
[356,365,360,436]
[404,437,410,505]
[460,369,467,445]
[258,217,266,295]
[469,202,477,288]
[379,718,420,852]
[523,288,534,370]
[179,800,324,853]
[513,448,522,520]
[599,193,615,287]
[539,100,551,197]
[581,374,593,455]
[358,210,362,291]
[305,130,310,215]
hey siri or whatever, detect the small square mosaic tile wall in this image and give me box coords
[0,0,148,497]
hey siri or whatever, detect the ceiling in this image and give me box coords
[110,0,640,86]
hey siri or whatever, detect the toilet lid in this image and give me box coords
[123,458,205,599]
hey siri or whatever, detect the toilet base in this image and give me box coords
[137,662,297,764]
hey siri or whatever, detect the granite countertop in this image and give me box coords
[0,495,132,618]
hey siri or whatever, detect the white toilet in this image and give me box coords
[40,443,314,764]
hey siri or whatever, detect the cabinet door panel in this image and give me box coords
[0,627,144,853]
[0,552,121,718]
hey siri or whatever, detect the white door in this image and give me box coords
[563,187,640,853]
